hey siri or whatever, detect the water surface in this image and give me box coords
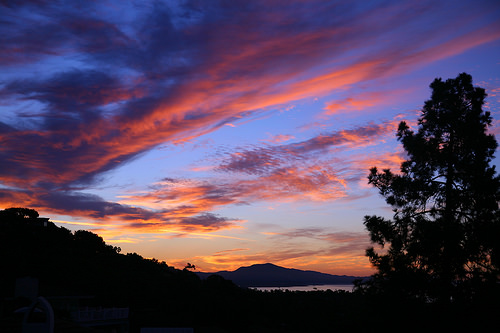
[251,284,353,292]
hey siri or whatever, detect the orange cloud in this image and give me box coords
[324,89,412,116]
[2,15,495,196]
[1,1,498,246]
[118,121,399,227]
[167,237,374,276]
[78,116,407,234]
[264,134,295,143]
[1,0,499,279]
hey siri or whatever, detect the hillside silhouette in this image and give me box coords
[196,263,365,287]
[0,208,367,332]
[0,209,200,302]
[1,207,498,332]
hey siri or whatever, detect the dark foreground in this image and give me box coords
[2,281,499,333]
[1,212,499,332]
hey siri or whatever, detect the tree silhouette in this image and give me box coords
[359,73,500,303]
[73,229,120,255]
[0,207,39,219]
[184,262,196,271]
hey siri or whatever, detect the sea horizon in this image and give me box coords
[250,284,354,292]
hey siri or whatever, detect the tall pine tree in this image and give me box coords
[360,73,500,303]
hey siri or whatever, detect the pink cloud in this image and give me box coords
[2,12,495,195]
[324,89,413,115]
[116,118,404,233]
[264,134,295,143]
[1,0,498,236]
[167,228,374,275]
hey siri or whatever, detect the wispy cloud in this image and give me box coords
[323,90,413,116]
[263,134,295,144]
[117,119,401,229]
[218,122,397,174]
[168,227,373,275]
[1,0,499,273]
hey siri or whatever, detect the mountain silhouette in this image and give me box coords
[196,263,366,287]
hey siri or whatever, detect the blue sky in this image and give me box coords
[1,0,500,275]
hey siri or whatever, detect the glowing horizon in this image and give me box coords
[1,0,499,276]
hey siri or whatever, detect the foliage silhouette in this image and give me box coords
[184,262,196,271]
[1,207,370,332]
[357,73,500,304]
[0,207,39,219]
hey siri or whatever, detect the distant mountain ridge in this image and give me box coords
[196,263,366,288]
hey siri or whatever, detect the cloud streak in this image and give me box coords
[1,0,499,272]
[119,120,401,224]
[169,227,373,275]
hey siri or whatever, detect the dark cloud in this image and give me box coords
[39,191,156,219]
[217,146,295,176]
[127,212,239,233]
[0,1,132,65]
[218,122,394,175]
[0,185,240,232]
[0,121,15,134]
[265,227,372,259]
[0,0,498,228]
[0,18,66,65]
[8,70,121,105]
[0,186,158,220]
[1,0,48,8]
[272,227,368,243]
[179,213,237,231]
[63,17,131,55]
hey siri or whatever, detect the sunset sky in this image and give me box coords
[1,0,500,276]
